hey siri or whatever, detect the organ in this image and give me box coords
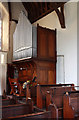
[7,24,56,95]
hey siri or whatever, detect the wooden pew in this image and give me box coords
[30,86,37,104]
[37,84,74,109]
[1,99,17,106]
[1,104,54,120]
[0,95,19,107]
[2,111,51,120]
[63,91,79,119]
[1,99,53,120]
[1,98,33,119]
[1,85,76,120]
[46,86,75,119]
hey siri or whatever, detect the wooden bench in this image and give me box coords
[30,86,37,104]
[1,98,17,106]
[1,98,33,119]
[36,84,74,109]
[63,91,79,119]
[46,86,75,119]
[1,104,54,120]
[0,95,20,107]
[2,111,51,120]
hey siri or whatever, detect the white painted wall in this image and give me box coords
[33,2,77,85]
[11,2,28,21]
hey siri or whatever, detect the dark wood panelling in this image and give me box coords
[37,26,47,58]
[37,25,56,61]
[48,29,56,59]
[12,59,56,86]
[35,60,56,85]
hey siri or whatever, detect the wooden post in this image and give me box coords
[37,84,43,109]
[46,91,51,111]
[26,84,31,101]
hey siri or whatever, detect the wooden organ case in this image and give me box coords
[8,25,56,90]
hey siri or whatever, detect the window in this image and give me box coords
[0,2,9,51]
[0,20,1,50]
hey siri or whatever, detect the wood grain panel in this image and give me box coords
[48,70,55,84]
[39,33,47,57]
[37,26,47,58]
[48,31,56,59]
[37,25,56,61]
[39,69,47,84]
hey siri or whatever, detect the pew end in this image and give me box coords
[63,91,79,119]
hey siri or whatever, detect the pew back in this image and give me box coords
[2,99,16,106]
[47,86,75,109]
[2,103,32,118]
[70,97,79,112]
[0,96,19,107]
[46,86,75,119]
[1,104,54,120]
[50,86,74,95]
[63,91,79,119]
[37,84,74,109]
[1,98,33,119]
[2,111,51,120]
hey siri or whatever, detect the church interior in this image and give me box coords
[0,0,79,119]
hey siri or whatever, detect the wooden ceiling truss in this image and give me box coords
[23,2,66,28]
[8,2,67,28]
